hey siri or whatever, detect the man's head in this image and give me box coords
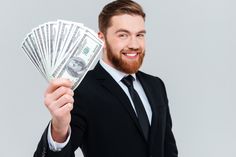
[98,0,146,74]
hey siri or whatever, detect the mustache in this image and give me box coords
[121,48,143,54]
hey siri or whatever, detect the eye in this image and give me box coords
[137,33,145,38]
[118,33,128,39]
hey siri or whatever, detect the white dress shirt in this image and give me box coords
[48,59,152,151]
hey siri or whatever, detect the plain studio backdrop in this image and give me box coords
[0,0,235,156]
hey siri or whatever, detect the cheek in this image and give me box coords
[114,43,125,52]
[116,39,130,50]
[139,39,145,49]
[110,40,126,52]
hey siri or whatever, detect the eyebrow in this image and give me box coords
[115,29,146,34]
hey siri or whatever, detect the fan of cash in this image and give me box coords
[22,20,104,89]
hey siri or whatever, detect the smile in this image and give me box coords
[122,52,139,59]
[125,53,137,56]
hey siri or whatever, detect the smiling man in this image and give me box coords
[101,14,146,74]
[34,1,178,157]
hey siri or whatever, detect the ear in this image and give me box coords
[98,31,106,49]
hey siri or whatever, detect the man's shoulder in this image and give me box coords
[137,71,168,100]
[137,70,164,83]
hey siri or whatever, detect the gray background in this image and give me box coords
[0,0,235,156]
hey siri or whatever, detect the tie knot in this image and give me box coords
[121,75,134,87]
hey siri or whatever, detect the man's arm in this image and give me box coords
[44,79,74,143]
[160,79,178,157]
[34,79,75,157]
[164,106,178,157]
[34,124,74,157]
[47,122,71,151]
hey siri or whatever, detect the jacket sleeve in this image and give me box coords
[164,106,178,157]
[33,124,74,157]
[159,79,178,157]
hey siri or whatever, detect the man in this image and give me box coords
[34,0,178,157]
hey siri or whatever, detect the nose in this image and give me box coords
[127,36,139,49]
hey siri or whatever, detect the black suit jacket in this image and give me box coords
[34,63,178,157]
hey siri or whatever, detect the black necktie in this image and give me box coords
[121,75,150,140]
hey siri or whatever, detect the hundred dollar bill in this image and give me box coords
[52,31,103,89]
[53,22,86,71]
[22,39,43,77]
[53,20,74,69]
[24,32,49,78]
[22,20,103,89]
[33,27,50,75]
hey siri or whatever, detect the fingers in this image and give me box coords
[44,78,73,103]
[45,86,74,105]
[48,94,74,114]
[46,78,73,94]
[49,103,73,122]
[58,103,73,115]
[44,78,74,115]
[43,79,74,142]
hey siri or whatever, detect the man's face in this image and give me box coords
[101,14,146,74]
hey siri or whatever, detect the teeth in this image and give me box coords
[125,53,137,57]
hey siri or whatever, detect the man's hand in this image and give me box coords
[44,78,74,143]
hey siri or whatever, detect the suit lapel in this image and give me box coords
[136,72,160,144]
[93,64,145,139]
[137,72,167,150]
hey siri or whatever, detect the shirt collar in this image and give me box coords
[99,59,136,82]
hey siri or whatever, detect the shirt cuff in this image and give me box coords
[47,121,71,152]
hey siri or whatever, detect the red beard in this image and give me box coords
[106,40,145,74]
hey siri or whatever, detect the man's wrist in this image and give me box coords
[47,122,71,151]
[51,121,70,143]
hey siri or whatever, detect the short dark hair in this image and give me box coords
[98,0,145,34]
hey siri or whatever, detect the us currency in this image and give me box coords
[52,30,103,89]
[40,24,50,73]
[53,20,73,69]
[22,33,48,80]
[22,38,45,78]
[22,20,104,89]
[53,21,86,71]
[33,27,50,76]
[48,22,58,74]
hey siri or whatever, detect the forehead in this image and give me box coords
[109,14,145,32]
